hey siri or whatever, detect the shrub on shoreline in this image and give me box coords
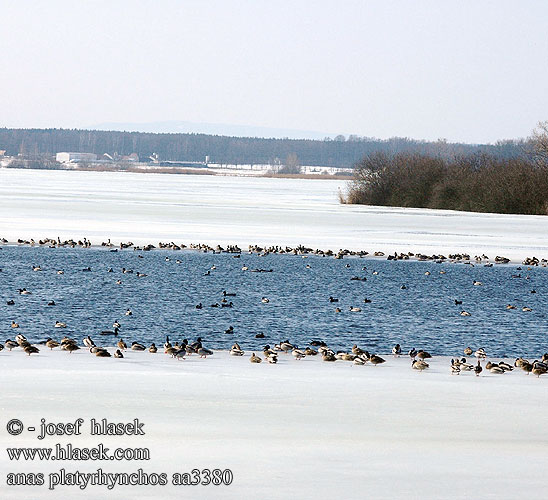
[343,152,548,215]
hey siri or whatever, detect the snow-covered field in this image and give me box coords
[1,348,547,499]
[2,168,548,260]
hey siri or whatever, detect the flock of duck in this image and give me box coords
[2,331,547,379]
[2,237,548,381]
[6,235,548,267]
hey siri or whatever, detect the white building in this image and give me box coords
[56,152,98,163]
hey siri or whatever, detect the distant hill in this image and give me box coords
[91,120,338,141]
[0,127,529,168]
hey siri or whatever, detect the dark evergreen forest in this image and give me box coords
[0,128,527,167]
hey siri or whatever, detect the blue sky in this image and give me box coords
[1,0,547,143]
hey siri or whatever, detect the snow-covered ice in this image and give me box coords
[1,168,548,260]
[1,348,546,499]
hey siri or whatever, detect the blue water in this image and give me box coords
[1,246,547,357]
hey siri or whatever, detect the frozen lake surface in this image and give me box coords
[2,168,548,260]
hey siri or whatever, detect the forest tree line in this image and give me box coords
[0,127,529,168]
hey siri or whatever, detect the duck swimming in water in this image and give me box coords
[100,327,119,336]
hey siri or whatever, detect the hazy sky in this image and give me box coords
[2,0,547,143]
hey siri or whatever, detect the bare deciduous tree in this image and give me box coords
[531,121,548,166]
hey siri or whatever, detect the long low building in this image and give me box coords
[56,152,98,163]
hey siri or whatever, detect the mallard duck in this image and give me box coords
[475,348,487,359]
[5,339,18,351]
[15,334,27,345]
[450,359,461,375]
[114,349,124,358]
[474,361,482,376]
[498,361,513,371]
[131,342,146,351]
[352,345,365,356]
[250,353,262,363]
[64,343,80,354]
[304,347,318,356]
[322,351,336,362]
[46,338,59,350]
[369,354,386,366]
[117,339,127,350]
[24,345,40,356]
[149,343,158,353]
[198,347,213,358]
[464,346,473,356]
[417,350,432,360]
[489,365,505,374]
[230,346,245,356]
[280,341,294,353]
[83,336,95,348]
[412,359,429,371]
[459,358,474,371]
[100,327,119,336]
[95,349,112,357]
[392,344,402,356]
[292,349,305,360]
